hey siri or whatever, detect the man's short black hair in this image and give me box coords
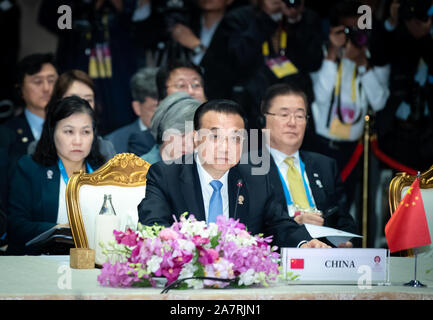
[15,53,57,86]
[193,99,247,131]
[156,59,204,101]
[260,83,309,115]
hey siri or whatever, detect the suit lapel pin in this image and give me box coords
[238,195,244,205]
[47,170,53,180]
[315,179,323,188]
[313,173,319,178]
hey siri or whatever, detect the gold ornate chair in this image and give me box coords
[389,165,433,257]
[66,153,150,250]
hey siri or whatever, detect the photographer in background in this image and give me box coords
[309,0,390,218]
[376,0,433,172]
[215,0,323,129]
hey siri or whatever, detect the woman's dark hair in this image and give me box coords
[33,96,105,168]
[50,69,95,102]
[156,59,204,101]
[193,99,247,131]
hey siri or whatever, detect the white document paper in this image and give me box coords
[304,224,362,247]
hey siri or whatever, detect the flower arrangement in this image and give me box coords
[97,214,281,290]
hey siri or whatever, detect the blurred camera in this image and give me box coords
[399,0,432,22]
[344,26,370,48]
[283,0,302,8]
[155,0,194,30]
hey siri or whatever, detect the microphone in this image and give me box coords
[233,179,243,221]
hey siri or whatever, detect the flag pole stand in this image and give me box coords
[404,253,426,287]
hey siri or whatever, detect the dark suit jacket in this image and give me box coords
[6,155,60,255]
[138,155,312,248]
[268,150,359,245]
[105,120,142,154]
[1,114,36,213]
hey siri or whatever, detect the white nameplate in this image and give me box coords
[281,248,390,285]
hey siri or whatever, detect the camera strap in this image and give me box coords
[326,60,362,128]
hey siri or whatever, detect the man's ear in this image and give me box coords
[131,101,141,117]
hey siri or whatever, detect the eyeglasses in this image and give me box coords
[265,111,309,123]
[205,133,245,145]
[167,80,203,91]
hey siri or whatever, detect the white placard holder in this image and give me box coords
[281,248,390,285]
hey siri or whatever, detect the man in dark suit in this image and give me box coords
[105,67,158,154]
[0,53,58,210]
[138,99,329,248]
[260,83,358,247]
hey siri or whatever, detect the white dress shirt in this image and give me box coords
[268,146,316,217]
[195,154,229,223]
[310,57,390,141]
[56,176,68,225]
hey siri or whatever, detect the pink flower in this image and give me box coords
[159,228,180,241]
[113,228,138,247]
[98,262,138,287]
[198,247,219,265]
[192,235,209,246]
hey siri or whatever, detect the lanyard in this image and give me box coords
[335,60,357,102]
[262,29,287,58]
[58,158,94,185]
[276,157,315,209]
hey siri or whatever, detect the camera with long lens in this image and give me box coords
[399,0,432,22]
[282,0,302,8]
[154,0,194,30]
[343,26,370,48]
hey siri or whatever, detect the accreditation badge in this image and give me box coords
[329,117,351,139]
[266,56,298,79]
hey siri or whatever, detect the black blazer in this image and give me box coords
[268,150,359,243]
[138,155,312,248]
[6,155,60,255]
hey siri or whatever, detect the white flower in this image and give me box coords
[146,256,163,273]
[238,268,257,286]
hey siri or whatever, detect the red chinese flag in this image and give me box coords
[385,179,431,253]
[290,258,304,269]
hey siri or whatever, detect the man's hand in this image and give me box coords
[171,24,201,50]
[294,212,324,226]
[338,241,353,248]
[327,25,346,61]
[300,239,331,248]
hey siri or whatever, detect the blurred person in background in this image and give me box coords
[140,92,201,164]
[0,53,58,209]
[39,0,140,135]
[105,67,159,154]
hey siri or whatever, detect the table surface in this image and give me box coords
[0,255,432,300]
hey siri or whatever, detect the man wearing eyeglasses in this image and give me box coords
[261,83,358,248]
[156,60,207,103]
[139,98,330,249]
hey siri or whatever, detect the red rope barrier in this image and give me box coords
[339,137,418,182]
[370,137,418,176]
[340,142,364,182]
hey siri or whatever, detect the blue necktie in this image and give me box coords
[208,180,223,224]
